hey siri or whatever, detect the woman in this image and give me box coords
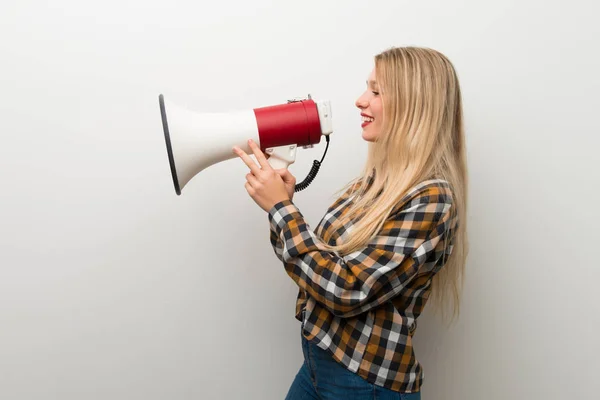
[233,46,468,400]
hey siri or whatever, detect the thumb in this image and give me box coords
[275,168,295,183]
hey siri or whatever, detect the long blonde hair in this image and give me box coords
[324,47,468,323]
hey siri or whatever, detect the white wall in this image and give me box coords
[1,1,598,399]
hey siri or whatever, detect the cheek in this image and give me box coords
[372,100,383,118]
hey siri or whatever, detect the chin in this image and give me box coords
[362,131,377,142]
[361,124,380,142]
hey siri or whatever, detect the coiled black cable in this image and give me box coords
[294,135,330,192]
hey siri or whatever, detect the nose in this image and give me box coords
[355,93,368,109]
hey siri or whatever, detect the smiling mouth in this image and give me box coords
[361,115,374,128]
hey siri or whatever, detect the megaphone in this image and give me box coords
[158,94,333,195]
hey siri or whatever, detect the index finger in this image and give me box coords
[233,146,261,175]
[248,139,272,170]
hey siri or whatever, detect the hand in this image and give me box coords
[263,153,296,200]
[275,168,296,201]
[233,139,291,212]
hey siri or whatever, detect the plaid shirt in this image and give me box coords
[268,178,457,393]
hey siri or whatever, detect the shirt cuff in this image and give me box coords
[268,199,300,236]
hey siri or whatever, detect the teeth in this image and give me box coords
[362,116,374,122]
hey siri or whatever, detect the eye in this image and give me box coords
[372,91,379,96]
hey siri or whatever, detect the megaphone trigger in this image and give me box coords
[265,144,297,170]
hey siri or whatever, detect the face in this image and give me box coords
[355,67,383,142]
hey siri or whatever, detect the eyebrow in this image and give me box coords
[367,80,379,87]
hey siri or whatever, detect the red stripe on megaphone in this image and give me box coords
[253,99,322,150]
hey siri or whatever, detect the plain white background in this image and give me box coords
[1,1,598,399]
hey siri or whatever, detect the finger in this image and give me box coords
[246,173,260,187]
[248,139,272,170]
[233,146,261,175]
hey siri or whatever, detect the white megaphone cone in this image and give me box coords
[159,94,333,195]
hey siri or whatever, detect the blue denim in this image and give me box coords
[285,324,421,400]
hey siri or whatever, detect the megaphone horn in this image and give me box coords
[159,94,333,195]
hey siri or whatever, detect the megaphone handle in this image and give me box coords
[265,144,297,170]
